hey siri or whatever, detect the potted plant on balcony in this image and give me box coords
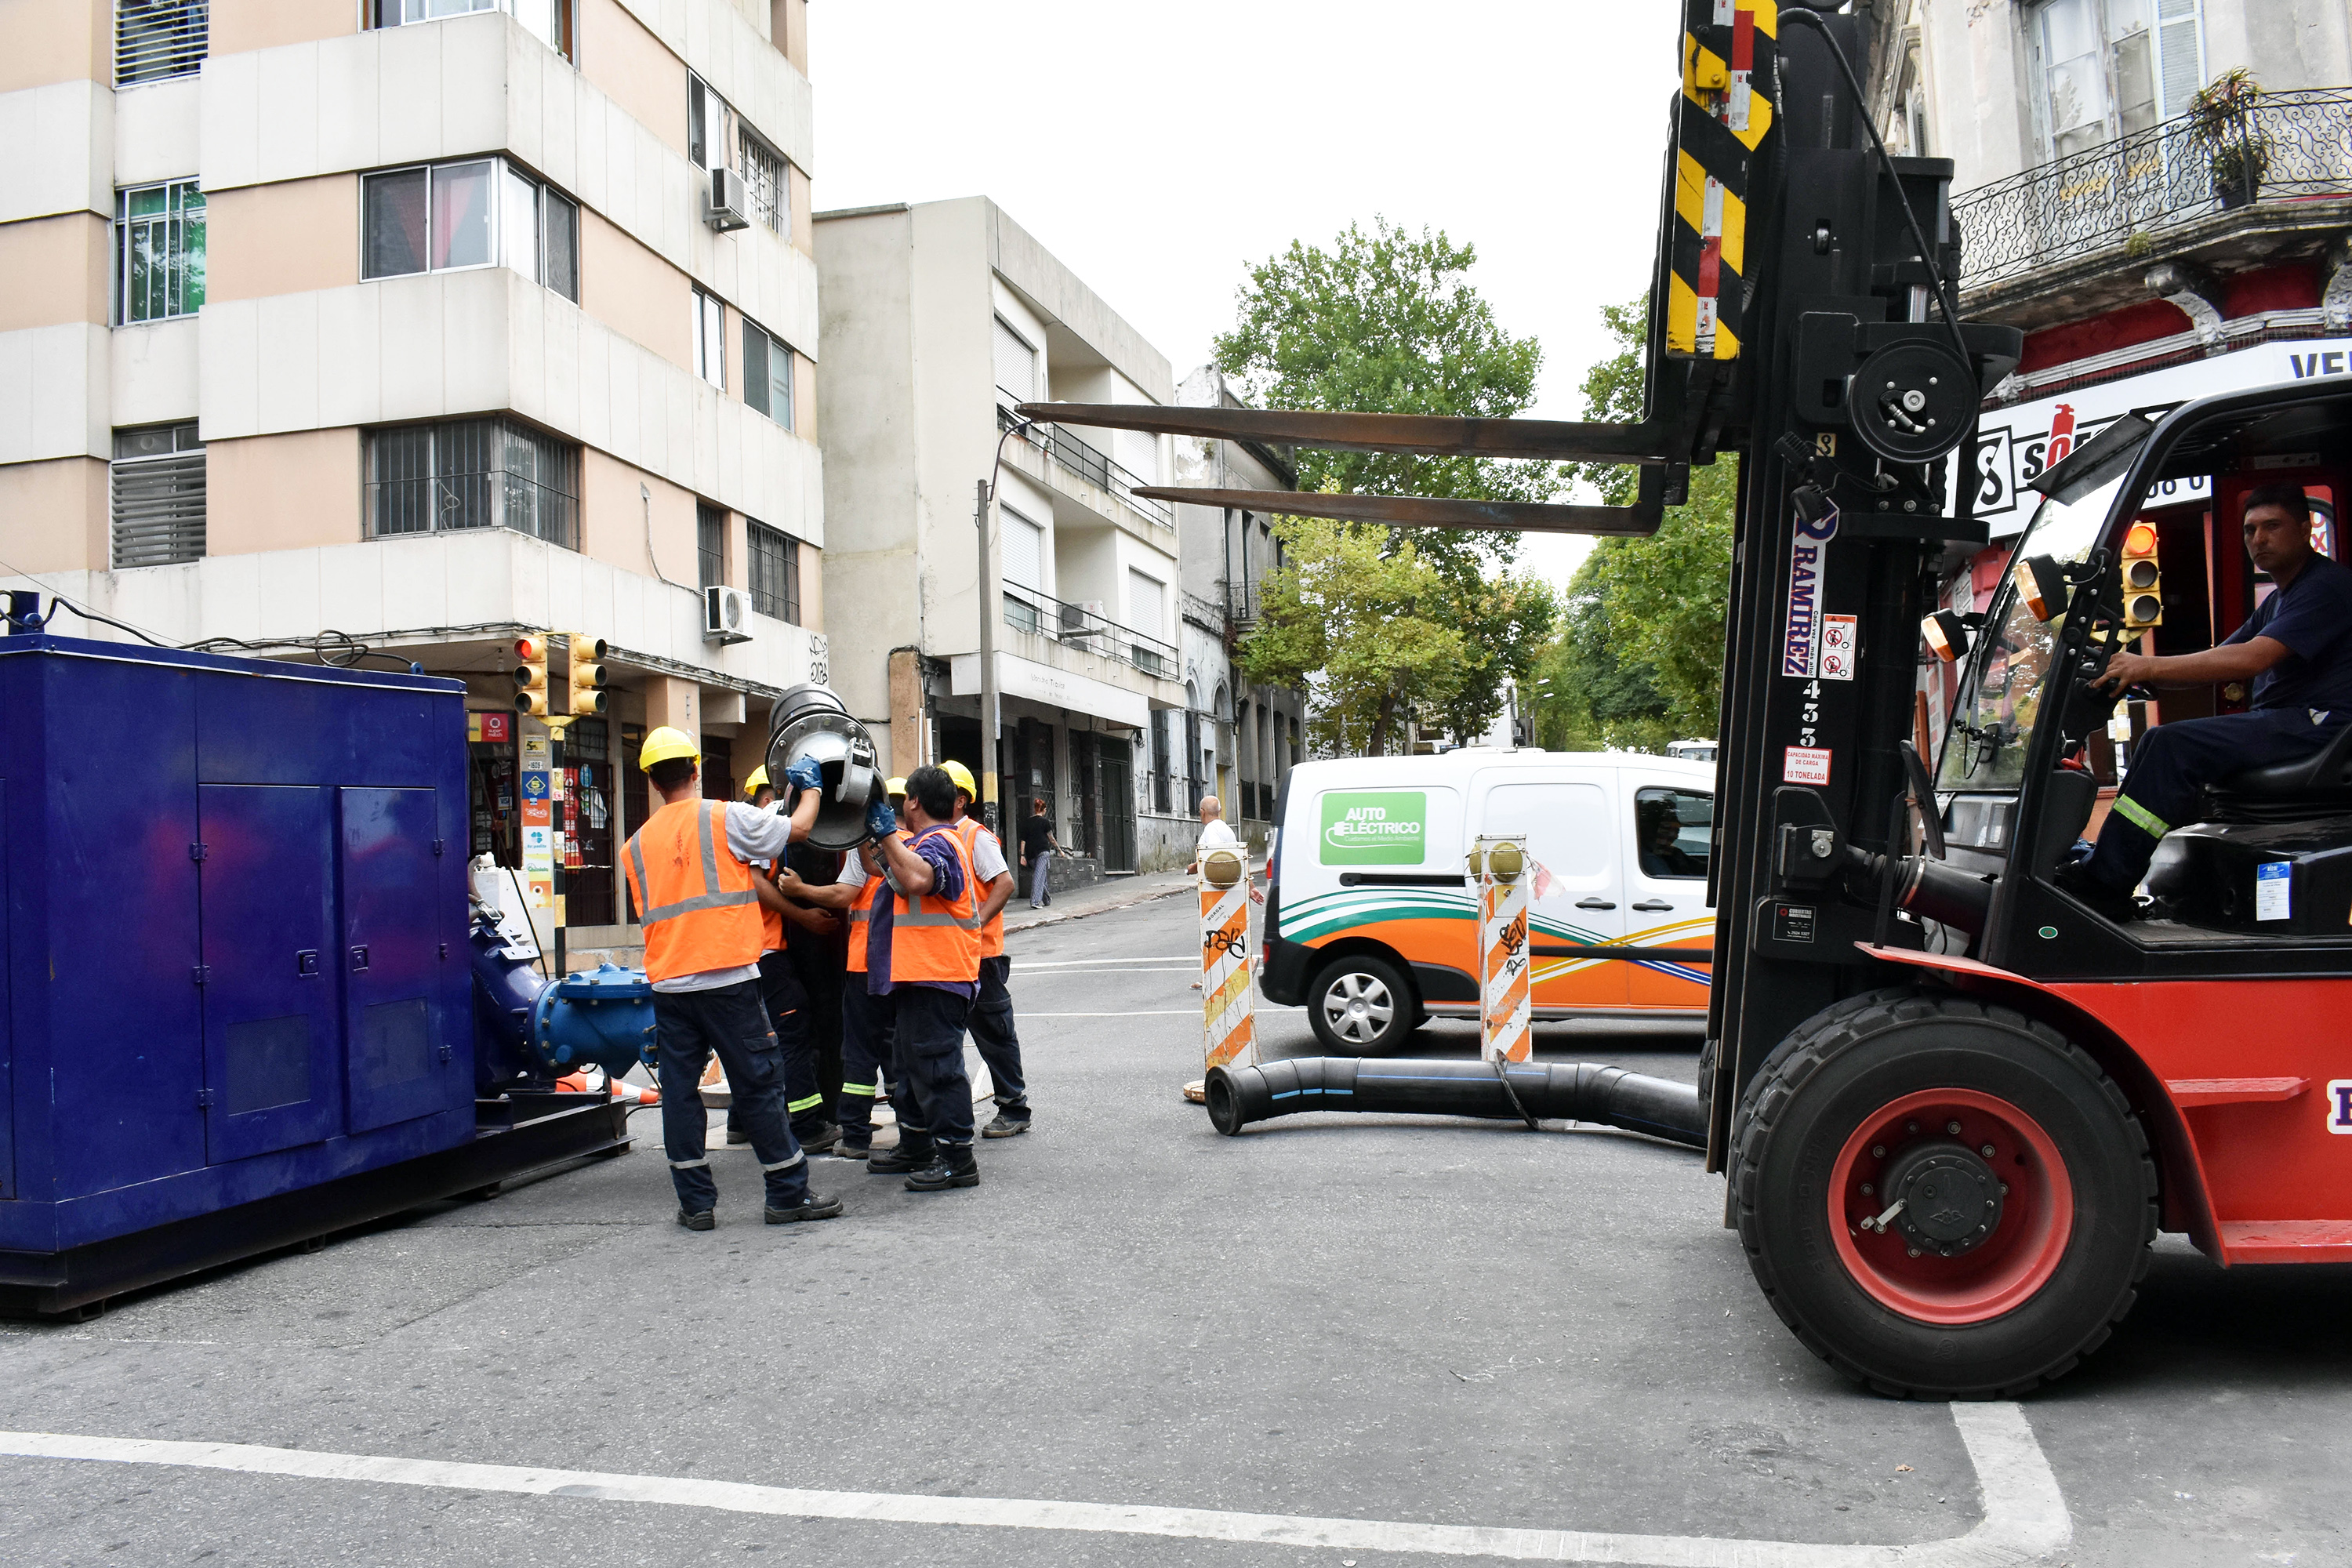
[2185,68,2270,209]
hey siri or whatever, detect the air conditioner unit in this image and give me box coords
[703,585,754,644]
[1058,598,1106,650]
[706,166,751,232]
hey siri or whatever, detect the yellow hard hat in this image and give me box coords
[942,760,977,798]
[885,776,908,800]
[639,725,699,769]
[742,765,770,798]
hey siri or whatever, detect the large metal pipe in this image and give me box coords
[1203,1058,1707,1147]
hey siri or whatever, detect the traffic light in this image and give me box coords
[2119,520,2162,632]
[514,633,550,715]
[568,632,609,716]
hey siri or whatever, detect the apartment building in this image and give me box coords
[0,0,826,937]
[1866,0,2350,775]
[1157,364,1302,866]
[815,197,1185,887]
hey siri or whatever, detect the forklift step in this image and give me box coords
[2165,1077,2310,1107]
[2221,1221,2352,1263]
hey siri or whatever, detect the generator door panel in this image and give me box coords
[340,786,451,1133]
[1476,775,1628,1010]
[198,784,340,1163]
[0,778,13,1200]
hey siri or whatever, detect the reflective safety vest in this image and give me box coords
[757,860,785,955]
[890,823,982,985]
[845,830,911,975]
[622,800,763,984]
[953,815,1007,960]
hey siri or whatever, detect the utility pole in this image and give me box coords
[975,477,1000,835]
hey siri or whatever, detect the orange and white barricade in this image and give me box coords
[1197,846,1257,1087]
[1475,837,1532,1063]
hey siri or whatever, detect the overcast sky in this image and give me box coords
[805,0,1686,589]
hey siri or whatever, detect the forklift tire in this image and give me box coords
[1305,954,1419,1056]
[1733,989,2156,1399]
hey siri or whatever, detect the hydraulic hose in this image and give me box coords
[1203,1058,1707,1148]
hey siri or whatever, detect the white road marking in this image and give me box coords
[1023,1010,1202,1017]
[0,1403,2067,1566]
[1012,959,1199,971]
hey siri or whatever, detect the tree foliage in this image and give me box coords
[1534,300,1737,752]
[1215,218,1561,746]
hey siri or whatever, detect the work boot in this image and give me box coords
[833,1134,872,1161]
[725,1126,751,1145]
[677,1208,715,1232]
[867,1134,934,1174]
[906,1143,980,1192]
[2053,858,2141,924]
[982,1109,1031,1139]
[797,1120,843,1155]
[764,1193,846,1224]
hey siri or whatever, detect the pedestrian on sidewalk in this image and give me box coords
[620,728,844,1232]
[944,762,1032,1138]
[864,768,986,1191]
[1019,797,1061,909]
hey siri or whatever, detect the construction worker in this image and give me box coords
[835,778,908,1162]
[942,760,1030,1138]
[864,765,984,1191]
[725,766,840,1155]
[621,727,843,1231]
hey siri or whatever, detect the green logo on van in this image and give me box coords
[1319,790,1427,865]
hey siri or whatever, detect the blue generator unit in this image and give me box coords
[0,633,631,1316]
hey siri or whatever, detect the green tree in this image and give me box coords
[1532,299,1736,750]
[1237,518,1471,757]
[1216,218,1561,743]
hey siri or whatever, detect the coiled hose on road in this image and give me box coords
[1203,1057,1708,1148]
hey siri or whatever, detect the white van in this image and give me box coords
[1262,749,1715,1054]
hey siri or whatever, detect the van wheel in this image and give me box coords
[1307,956,1416,1055]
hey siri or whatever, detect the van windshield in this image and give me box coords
[1936,474,2123,793]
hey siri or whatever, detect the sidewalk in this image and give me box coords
[1003,869,1192,935]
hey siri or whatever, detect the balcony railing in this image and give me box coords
[1002,582,1178,680]
[1000,405,1174,528]
[1951,88,2352,291]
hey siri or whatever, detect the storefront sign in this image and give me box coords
[948,652,1151,728]
[1966,337,2352,532]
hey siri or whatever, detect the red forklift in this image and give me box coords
[1023,1,2352,1398]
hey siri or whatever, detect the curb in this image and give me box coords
[1004,880,1191,936]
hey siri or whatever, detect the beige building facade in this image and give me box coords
[0,0,826,935]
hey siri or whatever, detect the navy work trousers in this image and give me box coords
[967,954,1028,1120]
[837,975,898,1141]
[728,952,828,1140]
[653,978,809,1214]
[2085,709,2347,891]
[893,982,977,1148]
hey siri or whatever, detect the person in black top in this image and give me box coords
[2060,484,2352,919]
[1638,800,1704,879]
[1018,797,1061,909]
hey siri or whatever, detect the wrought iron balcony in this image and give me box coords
[1002,582,1179,681]
[1950,88,2352,292]
[998,405,1174,529]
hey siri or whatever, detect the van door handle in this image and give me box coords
[1576,898,1616,910]
[1632,899,1674,912]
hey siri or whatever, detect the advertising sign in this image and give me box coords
[1317,791,1428,866]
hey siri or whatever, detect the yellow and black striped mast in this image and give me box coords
[1667,0,1779,361]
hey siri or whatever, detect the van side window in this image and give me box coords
[1636,787,1711,880]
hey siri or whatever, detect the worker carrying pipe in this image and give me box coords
[621,726,847,1232]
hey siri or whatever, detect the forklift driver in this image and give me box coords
[2057,484,2352,920]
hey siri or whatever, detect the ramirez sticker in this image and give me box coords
[1780,501,1839,678]
[2327,1079,2352,1134]
[1319,790,1428,866]
[1783,746,1832,786]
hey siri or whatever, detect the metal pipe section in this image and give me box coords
[1203,1058,1708,1147]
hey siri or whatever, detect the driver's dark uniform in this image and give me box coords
[2078,549,2352,895]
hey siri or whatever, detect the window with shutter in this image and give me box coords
[748,521,799,622]
[993,318,1037,404]
[1000,506,1044,590]
[117,1,206,87]
[2154,0,2204,121]
[697,503,726,590]
[363,418,578,548]
[1114,426,1157,485]
[111,423,205,568]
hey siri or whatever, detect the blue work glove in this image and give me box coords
[784,755,824,791]
[866,798,898,840]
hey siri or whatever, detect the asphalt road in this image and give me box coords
[1,894,2347,1566]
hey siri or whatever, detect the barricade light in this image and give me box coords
[2120,521,2162,631]
[568,632,609,716]
[2013,556,2070,622]
[1922,609,1971,663]
[514,633,550,715]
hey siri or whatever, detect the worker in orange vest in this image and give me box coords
[942,760,1029,1138]
[862,765,985,1191]
[731,766,843,1156]
[835,777,907,1162]
[621,727,843,1231]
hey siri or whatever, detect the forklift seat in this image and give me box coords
[2201,719,2352,823]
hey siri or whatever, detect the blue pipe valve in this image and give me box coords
[528,962,659,1080]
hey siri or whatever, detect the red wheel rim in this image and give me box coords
[1828,1088,2074,1326]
